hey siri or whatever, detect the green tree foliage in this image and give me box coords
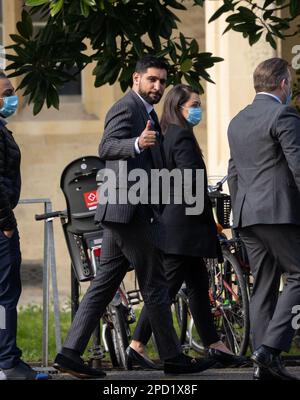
[5,0,300,114]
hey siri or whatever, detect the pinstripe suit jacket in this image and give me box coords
[95,90,164,224]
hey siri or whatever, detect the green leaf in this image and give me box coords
[80,0,90,17]
[263,10,273,19]
[180,58,192,73]
[25,0,49,6]
[165,0,186,11]
[83,0,97,6]
[33,98,45,115]
[263,0,274,8]
[249,31,263,46]
[9,34,28,45]
[266,32,277,49]
[184,73,202,93]
[16,11,33,39]
[179,32,187,52]
[237,6,256,21]
[209,3,231,23]
[50,0,64,17]
[189,39,199,55]
[193,0,204,6]
[290,0,300,18]
[46,85,59,109]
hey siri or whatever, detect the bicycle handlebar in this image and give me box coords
[35,210,67,221]
[208,175,228,194]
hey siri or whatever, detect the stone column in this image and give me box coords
[205,0,276,179]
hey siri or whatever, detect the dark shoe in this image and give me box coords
[125,347,158,370]
[2,360,50,380]
[164,353,216,375]
[251,346,299,381]
[53,353,106,379]
[253,366,283,381]
[207,348,249,367]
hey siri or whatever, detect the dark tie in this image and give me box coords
[149,109,162,137]
[149,108,165,167]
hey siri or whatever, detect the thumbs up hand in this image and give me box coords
[138,120,157,150]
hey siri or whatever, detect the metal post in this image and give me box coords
[42,201,50,367]
[18,198,62,367]
[47,204,62,353]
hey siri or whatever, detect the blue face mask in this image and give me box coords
[0,95,19,118]
[186,106,202,126]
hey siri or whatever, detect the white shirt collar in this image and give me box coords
[134,91,154,114]
[257,92,282,104]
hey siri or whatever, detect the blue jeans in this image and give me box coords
[0,228,22,369]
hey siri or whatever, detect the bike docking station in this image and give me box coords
[34,156,106,372]
[58,156,106,369]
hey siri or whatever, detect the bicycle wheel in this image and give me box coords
[174,290,188,346]
[108,304,130,369]
[212,248,250,355]
[174,286,206,354]
[187,253,250,355]
[103,322,119,367]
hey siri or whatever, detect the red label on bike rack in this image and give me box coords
[84,190,98,210]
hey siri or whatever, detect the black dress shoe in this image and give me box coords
[253,366,283,381]
[53,353,106,379]
[207,348,249,367]
[125,347,158,370]
[251,346,299,381]
[164,353,216,375]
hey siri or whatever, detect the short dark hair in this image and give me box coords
[253,57,290,92]
[135,55,168,74]
[160,84,199,134]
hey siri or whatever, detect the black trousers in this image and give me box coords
[132,254,219,347]
[239,224,300,352]
[0,229,22,369]
[63,208,181,361]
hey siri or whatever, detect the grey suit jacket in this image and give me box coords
[227,93,300,228]
[95,90,164,224]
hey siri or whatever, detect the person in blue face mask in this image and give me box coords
[127,84,246,370]
[0,95,19,118]
[0,73,49,380]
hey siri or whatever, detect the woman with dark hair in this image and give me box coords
[126,84,245,369]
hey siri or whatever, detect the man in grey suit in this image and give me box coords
[228,57,300,381]
[54,56,214,378]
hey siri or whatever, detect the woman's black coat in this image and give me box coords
[161,123,219,258]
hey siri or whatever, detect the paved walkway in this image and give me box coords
[37,366,300,380]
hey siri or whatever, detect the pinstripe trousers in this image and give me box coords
[63,206,181,360]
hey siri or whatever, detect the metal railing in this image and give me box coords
[18,198,61,367]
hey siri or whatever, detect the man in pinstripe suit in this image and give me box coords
[54,56,214,378]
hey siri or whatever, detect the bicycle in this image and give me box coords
[35,207,142,369]
[174,176,251,356]
[35,156,142,370]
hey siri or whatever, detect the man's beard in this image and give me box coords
[138,88,161,105]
